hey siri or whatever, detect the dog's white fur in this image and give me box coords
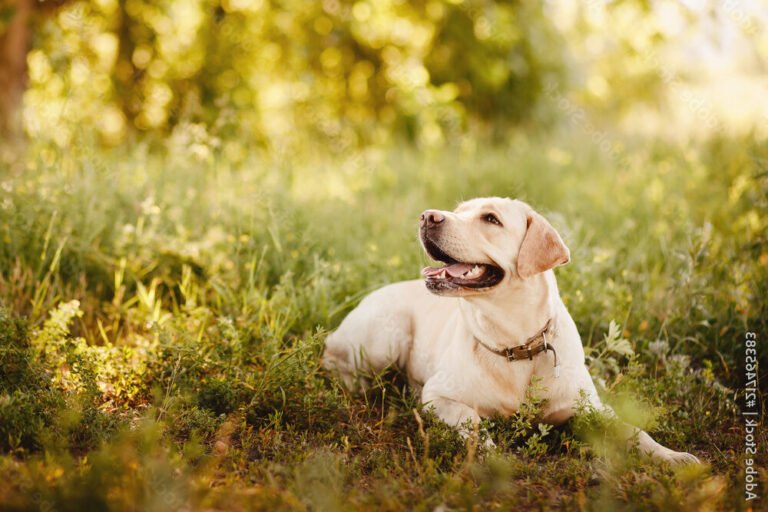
[323,197,698,464]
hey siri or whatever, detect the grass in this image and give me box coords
[0,129,766,510]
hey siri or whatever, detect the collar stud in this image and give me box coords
[476,318,559,377]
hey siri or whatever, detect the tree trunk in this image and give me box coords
[0,0,32,139]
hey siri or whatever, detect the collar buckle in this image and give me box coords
[477,318,559,378]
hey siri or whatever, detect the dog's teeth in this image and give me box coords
[463,265,482,279]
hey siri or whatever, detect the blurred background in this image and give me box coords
[1,0,766,150]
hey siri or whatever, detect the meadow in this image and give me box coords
[0,127,765,511]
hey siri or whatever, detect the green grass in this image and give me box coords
[0,131,766,510]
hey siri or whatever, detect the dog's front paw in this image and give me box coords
[657,449,700,465]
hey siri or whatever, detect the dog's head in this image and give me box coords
[419,197,570,297]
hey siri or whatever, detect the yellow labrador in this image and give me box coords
[323,197,698,464]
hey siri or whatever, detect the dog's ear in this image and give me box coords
[516,210,570,278]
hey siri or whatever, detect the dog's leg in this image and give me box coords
[581,380,700,464]
[633,428,700,464]
[422,382,495,449]
[426,396,481,428]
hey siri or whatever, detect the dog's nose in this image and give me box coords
[420,210,445,227]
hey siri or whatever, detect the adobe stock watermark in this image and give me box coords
[744,331,760,502]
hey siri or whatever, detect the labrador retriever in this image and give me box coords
[323,197,699,464]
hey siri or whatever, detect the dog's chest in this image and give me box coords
[444,353,537,417]
[479,358,537,416]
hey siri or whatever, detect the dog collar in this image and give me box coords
[476,318,560,378]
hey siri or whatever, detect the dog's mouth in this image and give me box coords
[420,237,504,291]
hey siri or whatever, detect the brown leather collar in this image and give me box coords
[476,318,560,377]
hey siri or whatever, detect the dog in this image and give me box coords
[323,197,698,464]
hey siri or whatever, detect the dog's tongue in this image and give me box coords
[422,263,474,277]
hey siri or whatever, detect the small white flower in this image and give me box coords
[648,339,669,356]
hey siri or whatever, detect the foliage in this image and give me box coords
[23,0,567,149]
[0,308,64,452]
[0,127,765,509]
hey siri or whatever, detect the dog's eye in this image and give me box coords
[483,213,502,226]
